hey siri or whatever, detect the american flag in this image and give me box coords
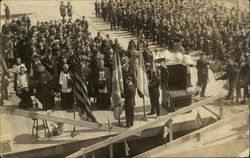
[74,53,97,122]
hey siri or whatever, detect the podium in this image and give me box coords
[161,64,192,112]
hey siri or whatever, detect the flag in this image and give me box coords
[136,42,149,97]
[74,53,97,122]
[111,47,124,120]
[194,111,203,129]
[124,139,130,156]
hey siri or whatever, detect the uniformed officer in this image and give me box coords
[4,4,10,20]
[237,54,250,104]
[60,2,66,21]
[110,8,117,30]
[95,0,101,17]
[147,63,161,117]
[217,58,240,101]
[66,2,73,21]
[124,74,136,128]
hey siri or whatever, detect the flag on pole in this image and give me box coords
[111,46,124,120]
[74,53,97,122]
[194,111,203,129]
[136,42,149,98]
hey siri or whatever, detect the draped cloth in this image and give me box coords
[111,47,124,120]
[74,53,97,122]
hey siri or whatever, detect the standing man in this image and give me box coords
[196,52,209,97]
[237,55,250,104]
[124,75,136,128]
[4,36,14,68]
[66,2,73,21]
[217,58,240,101]
[147,63,161,117]
[60,2,66,22]
[4,4,10,20]
[95,0,101,17]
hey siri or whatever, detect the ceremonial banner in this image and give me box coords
[111,47,124,120]
[137,43,149,97]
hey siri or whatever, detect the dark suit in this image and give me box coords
[218,64,240,99]
[124,83,136,127]
[148,69,160,116]
[238,63,250,101]
[196,58,209,97]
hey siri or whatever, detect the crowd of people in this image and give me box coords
[2,2,161,126]
[95,0,249,62]
[1,1,249,127]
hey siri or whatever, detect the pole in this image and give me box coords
[140,96,148,122]
[109,144,114,158]
[0,0,4,106]
[219,98,224,120]
[143,97,146,118]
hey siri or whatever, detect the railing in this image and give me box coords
[66,93,226,158]
[0,106,125,133]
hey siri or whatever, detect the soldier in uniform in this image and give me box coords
[124,72,136,128]
[60,2,66,21]
[217,58,240,101]
[4,4,10,20]
[147,63,161,117]
[110,8,117,30]
[237,55,250,104]
[66,2,73,21]
[95,0,101,17]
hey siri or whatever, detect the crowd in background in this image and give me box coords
[95,0,249,63]
[1,10,153,112]
[1,1,249,125]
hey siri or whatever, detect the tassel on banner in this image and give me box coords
[124,139,130,156]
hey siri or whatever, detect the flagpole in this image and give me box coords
[142,96,147,121]
[138,35,148,122]
[71,53,79,138]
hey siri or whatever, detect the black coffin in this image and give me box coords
[160,64,192,112]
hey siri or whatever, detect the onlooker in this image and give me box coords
[59,64,74,109]
[4,4,10,20]
[196,52,209,97]
[16,66,33,108]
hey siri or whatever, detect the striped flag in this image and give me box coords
[194,111,203,129]
[111,47,124,120]
[136,42,149,97]
[74,53,97,122]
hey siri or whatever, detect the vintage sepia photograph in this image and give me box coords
[0,0,249,157]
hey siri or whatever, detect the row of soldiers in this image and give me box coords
[95,0,249,62]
